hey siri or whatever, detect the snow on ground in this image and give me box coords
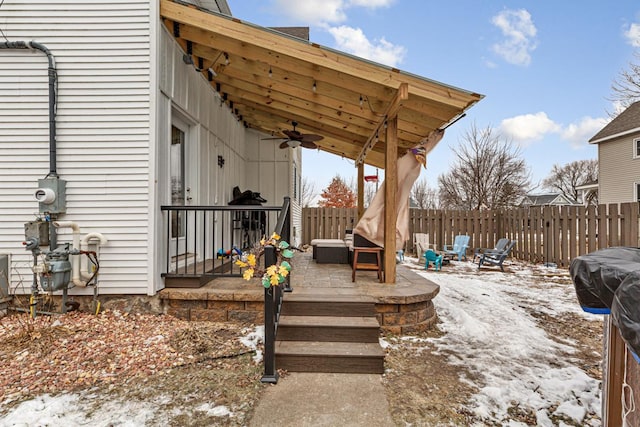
[410,259,602,426]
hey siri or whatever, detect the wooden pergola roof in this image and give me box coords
[160,0,484,169]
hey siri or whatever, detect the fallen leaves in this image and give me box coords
[0,310,262,412]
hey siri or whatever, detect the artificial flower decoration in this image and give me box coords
[235,232,294,288]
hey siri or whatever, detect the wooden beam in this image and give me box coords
[356,83,408,166]
[383,116,398,283]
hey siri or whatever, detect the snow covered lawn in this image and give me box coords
[384,258,602,426]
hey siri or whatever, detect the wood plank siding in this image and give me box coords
[0,1,152,294]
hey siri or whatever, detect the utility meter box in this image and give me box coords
[36,177,66,214]
[24,220,50,247]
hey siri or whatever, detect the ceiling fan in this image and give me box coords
[263,121,323,149]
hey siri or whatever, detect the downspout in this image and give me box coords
[0,41,58,177]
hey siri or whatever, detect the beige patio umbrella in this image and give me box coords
[353,129,445,248]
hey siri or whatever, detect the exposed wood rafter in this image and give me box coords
[356,83,408,166]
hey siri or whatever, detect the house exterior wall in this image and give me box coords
[0,1,153,295]
[0,1,300,296]
[598,133,640,205]
[244,129,302,247]
[153,25,254,292]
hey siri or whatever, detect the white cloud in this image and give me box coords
[348,0,395,8]
[500,112,610,149]
[491,9,538,66]
[274,0,348,25]
[274,0,394,26]
[625,22,640,47]
[500,112,560,145]
[561,116,610,148]
[272,0,405,67]
[328,25,406,67]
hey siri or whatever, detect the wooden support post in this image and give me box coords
[357,163,364,221]
[383,116,398,283]
[603,318,624,426]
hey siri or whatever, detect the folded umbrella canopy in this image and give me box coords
[353,130,445,248]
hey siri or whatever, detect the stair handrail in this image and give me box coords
[261,197,291,383]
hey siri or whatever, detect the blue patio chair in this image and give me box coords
[442,235,470,261]
[424,249,443,271]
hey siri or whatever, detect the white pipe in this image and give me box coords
[53,221,83,286]
[52,222,107,287]
[80,233,107,281]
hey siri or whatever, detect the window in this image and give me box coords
[636,182,640,202]
[635,138,640,158]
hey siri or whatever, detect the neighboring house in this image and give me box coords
[589,101,640,205]
[521,193,578,207]
[0,0,480,296]
[575,181,598,206]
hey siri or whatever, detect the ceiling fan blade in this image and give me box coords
[279,140,291,149]
[300,134,323,142]
[262,137,285,140]
[301,141,318,149]
[282,129,303,140]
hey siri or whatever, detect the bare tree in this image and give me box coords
[301,176,316,207]
[346,175,377,207]
[437,123,531,210]
[542,159,598,202]
[610,51,640,113]
[411,177,438,209]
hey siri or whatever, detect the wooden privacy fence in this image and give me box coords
[302,203,640,267]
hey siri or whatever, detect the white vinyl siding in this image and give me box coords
[153,26,255,289]
[244,129,291,207]
[598,134,640,205]
[0,1,151,294]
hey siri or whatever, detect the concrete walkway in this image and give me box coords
[250,372,395,426]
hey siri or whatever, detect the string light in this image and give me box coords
[224,53,229,65]
[359,95,363,107]
[268,66,272,78]
[312,81,317,93]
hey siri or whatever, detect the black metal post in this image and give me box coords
[261,245,279,383]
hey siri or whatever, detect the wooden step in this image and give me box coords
[278,315,380,343]
[275,341,385,374]
[281,294,376,317]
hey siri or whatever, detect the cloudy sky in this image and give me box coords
[232,1,640,193]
